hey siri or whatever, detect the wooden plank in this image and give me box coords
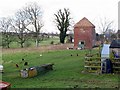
[84,66,101,68]
[85,61,101,63]
[87,70,101,73]
[113,67,120,69]
[85,57,101,60]
[112,62,120,64]
[112,71,120,73]
[111,58,120,60]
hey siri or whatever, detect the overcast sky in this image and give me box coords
[0,0,119,33]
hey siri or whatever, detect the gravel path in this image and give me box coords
[2,44,74,54]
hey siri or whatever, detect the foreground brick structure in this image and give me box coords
[74,17,96,49]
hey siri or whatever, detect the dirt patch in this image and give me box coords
[2,44,74,54]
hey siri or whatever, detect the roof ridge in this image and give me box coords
[74,17,95,28]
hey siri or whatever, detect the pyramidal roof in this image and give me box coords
[110,39,120,48]
[74,17,95,28]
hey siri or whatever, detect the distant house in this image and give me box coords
[74,17,96,49]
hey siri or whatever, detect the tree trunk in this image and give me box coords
[7,43,10,48]
[35,38,39,47]
[60,32,66,44]
[21,42,24,48]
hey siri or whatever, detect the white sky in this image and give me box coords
[0,0,119,33]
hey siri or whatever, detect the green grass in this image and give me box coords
[2,49,119,88]
[9,37,60,48]
[39,37,60,46]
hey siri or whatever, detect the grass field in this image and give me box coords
[10,37,59,48]
[1,48,119,88]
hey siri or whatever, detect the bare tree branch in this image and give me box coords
[54,8,72,44]
[0,17,13,48]
[12,9,31,48]
[99,17,114,34]
[25,3,44,47]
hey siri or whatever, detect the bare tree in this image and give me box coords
[12,9,30,48]
[54,8,72,44]
[99,17,114,34]
[98,17,115,42]
[25,3,43,47]
[0,17,13,48]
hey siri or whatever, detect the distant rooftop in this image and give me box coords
[110,39,120,48]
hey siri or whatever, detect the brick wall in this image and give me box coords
[74,26,96,49]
